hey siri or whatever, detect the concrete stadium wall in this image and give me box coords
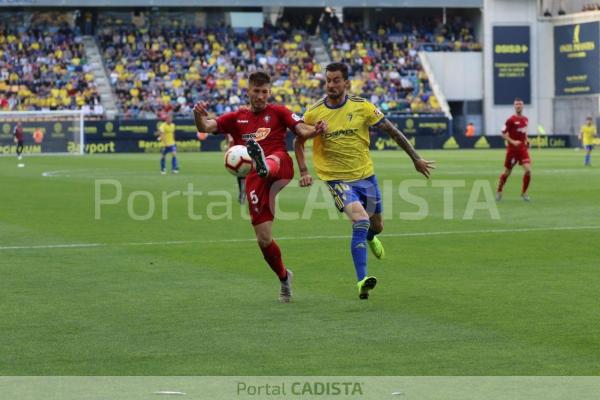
[483,0,553,136]
[540,0,594,16]
[426,52,483,101]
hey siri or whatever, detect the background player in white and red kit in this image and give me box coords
[193,71,325,302]
[496,98,532,201]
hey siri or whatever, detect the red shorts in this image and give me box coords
[245,151,294,226]
[504,146,531,169]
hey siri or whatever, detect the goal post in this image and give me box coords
[0,110,85,156]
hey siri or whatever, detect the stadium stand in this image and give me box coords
[97,14,322,119]
[93,10,480,119]
[0,12,102,116]
[320,14,480,115]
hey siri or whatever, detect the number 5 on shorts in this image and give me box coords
[250,190,259,205]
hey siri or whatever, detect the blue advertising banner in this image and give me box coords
[493,26,531,105]
[0,116,456,155]
[387,115,449,136]
[554,22,600,96]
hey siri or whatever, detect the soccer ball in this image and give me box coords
[224,145,253,177]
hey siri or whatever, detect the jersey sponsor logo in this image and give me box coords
[254,127,270,141]
[241,127,271,141]
[322,128,359,139]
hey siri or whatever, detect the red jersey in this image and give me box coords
[13,126,24,141]
[502,114,528,148]
[215,104,302,155]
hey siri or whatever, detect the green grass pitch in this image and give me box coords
[1,149,599,375]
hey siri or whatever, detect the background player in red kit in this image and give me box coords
[13,122,24,160]
[193,71,325,302]
[496,98,532,202]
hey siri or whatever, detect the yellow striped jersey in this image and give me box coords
[159,122,176,146]
[581,123,597,146]
[303,95,384,181]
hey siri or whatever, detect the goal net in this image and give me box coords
[0,110,85,156]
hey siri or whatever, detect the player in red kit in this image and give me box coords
[13,122,24,160]
[193,71,326,302]
[496,98,532,202]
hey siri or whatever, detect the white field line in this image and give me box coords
[1,225,599,251]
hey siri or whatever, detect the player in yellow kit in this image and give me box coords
[156,114,179,174]
[295,62,435,299]
[579,116,597,166]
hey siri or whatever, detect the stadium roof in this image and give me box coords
[1,0,482,7]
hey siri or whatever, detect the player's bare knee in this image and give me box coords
[254,228,272,248]
[345,202,369,223]
[350,211,369,224]
[256,235,272,249]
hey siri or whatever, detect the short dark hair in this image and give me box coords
[248,70,271,86]
[326,62,349,80]
[514,97,523,103]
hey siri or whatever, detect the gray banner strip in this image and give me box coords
[1,377,600,400]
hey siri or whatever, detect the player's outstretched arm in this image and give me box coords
[295,121,327,139]
[378,118,435,179]
[293,136,313,187]
[193,102,218,133]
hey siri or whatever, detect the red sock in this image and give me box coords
[260,240,287,280]
[266,157,280,178]
[522,172,531,194]
[497,173,509,192]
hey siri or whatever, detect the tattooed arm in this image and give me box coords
[377,118,435,178]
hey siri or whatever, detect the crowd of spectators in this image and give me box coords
[98,17,321,119]
[99,12,480,119]
[0,13,102,115]
[0,10,482,119]
[320,14,480,115]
